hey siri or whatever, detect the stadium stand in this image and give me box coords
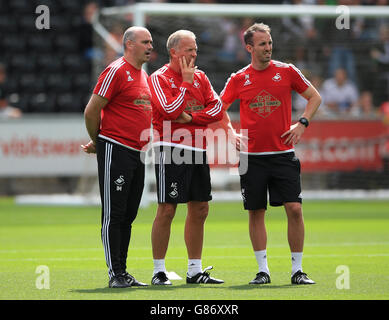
[0,0,388,115]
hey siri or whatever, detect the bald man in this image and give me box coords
[83,26,153,288]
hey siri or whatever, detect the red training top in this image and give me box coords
[148,64,223,150]
[93,56,152,151]
[220,60,310,154]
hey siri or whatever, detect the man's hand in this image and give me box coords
[173,111,192,124]
[179,56,196,84]
[281,122,305,145]
[81,140,96,154]
[229,131,248,152]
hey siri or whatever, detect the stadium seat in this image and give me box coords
[8,0,34,14]
[10,54,36,73]
[28,35,54,53]
[19,73,46,93]
[4,75,20,94]
[2,35,27,53]
[62,54,89,73]
[29,93,56,113]
[56,93,83,113]
[50,15,71,33]
[46,74,72,93]
[36,54,63,73]
[72,73,93,93]
[55,35,79,53]
[14,93,31,112]
[0,15,18,33]
[59,0,82,14]
[18,15,35,32]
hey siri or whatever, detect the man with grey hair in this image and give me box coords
[82,26,153,288]
[148,30,224,285]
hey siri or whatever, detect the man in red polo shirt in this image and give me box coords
[220,23,322,285]
[82,26,153,288]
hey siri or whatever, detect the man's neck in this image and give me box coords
[168,60,181,74]
[251,61,270,71]
[124,54,142,70]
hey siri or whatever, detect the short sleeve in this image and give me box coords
[289,64,311,94]
[220,73,238,105]
[93,63,124,101]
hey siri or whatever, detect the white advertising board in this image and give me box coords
[0,115,97,177]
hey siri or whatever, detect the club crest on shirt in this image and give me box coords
[249,90,281,118]
[272,73,282,82]
[193,80,200,88]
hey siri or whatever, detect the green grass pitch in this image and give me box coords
[0,197,388,300]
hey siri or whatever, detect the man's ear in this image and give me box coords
[125,40,133,51]
[246,44,253,54]
[170,48,178,59]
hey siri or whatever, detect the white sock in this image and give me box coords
[254,250,270,275]
[153,259,166,276]
[187,259,202,277]
[291,252,303,276]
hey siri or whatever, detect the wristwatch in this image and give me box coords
[298,117,309,128]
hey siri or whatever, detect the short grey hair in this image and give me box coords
[166,30,196,55]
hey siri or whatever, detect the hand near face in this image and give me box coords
[179,56,196,84]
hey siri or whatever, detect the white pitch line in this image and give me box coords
[1,241,389,255]
[1,253,389,262]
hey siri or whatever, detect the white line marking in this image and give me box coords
[1,253,389,262]
[166,271,182,280]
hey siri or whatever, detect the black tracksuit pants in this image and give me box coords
[96,138,145,279]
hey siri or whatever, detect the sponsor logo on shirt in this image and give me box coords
[249,90,281,118]
[169,78,177,88]
[133,93,151,111]
[126,71,134,82]
[185,98,204,112]
[243,74,251,86]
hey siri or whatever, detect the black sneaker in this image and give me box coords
[123,272,148,287]
[249,272,271,285]
[291,270,315,285]
[186,266,224,284]
[151,272,172,285]
[109,274,131,288]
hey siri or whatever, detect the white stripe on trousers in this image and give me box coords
[102,143,114,279]
[159,151,165,202]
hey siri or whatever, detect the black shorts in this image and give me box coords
[239,152,302,210]
[154,146,212,204]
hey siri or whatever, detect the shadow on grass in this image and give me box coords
[71,283,239,294]
[71,283,297,295]
[229,284,297,290]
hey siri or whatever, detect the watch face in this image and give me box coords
[299,118,309,127]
